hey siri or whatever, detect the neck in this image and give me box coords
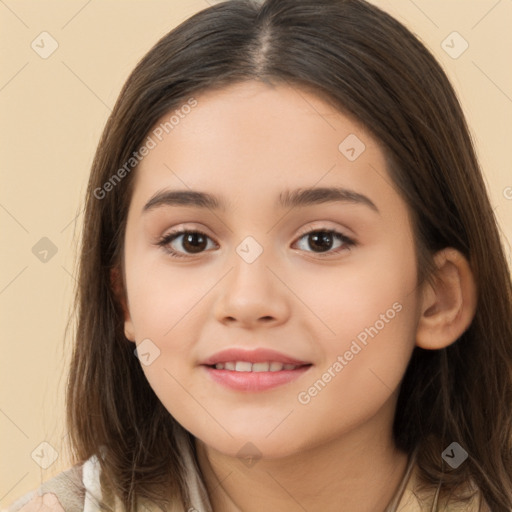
[195,409,410,512]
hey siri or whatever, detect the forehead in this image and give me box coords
[130,80,397,217]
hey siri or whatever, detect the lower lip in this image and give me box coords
[202,365,312,392]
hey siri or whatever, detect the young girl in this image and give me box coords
[5,0,512,511]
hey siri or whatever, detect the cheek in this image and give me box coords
[292,240,419,401]
[125,263,207,429]
[294,296,418,440]
[124,242,214,340]
[123,250,216,410]
[292,240,418,346]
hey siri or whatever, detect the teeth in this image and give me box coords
[235,361,252,372]
[213,361,299,372]
[252,362,270,372]
[270,362,284,372]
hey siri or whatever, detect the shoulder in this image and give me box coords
[3,455,101,512]
[396,463,492,512]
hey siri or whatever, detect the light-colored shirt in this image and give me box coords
[3,427,490,512]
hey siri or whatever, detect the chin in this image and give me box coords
[193,424,311,461]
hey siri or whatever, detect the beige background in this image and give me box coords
[1,0,511,506]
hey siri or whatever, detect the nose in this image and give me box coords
[213,256,291,329]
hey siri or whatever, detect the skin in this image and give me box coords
[117,81,477,512]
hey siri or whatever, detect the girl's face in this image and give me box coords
[121,81,422,458]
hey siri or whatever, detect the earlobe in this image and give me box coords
[415,248,477,350]
[110,267,136,343]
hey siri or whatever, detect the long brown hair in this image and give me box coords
[66,0,512,510]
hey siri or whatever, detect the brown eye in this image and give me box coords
[307,232,336,252]
[294,229,355,256]
[158,230,217,257]
[179,232,208,253]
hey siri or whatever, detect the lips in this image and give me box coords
[200,348,312,392]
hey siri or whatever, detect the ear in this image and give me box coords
[416,248,477,350]
[110,267,136,343]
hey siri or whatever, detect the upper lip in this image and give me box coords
[200,348,311,366]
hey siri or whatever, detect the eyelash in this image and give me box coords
[157,227,356,260]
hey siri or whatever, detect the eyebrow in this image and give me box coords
[142,186,379,214]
